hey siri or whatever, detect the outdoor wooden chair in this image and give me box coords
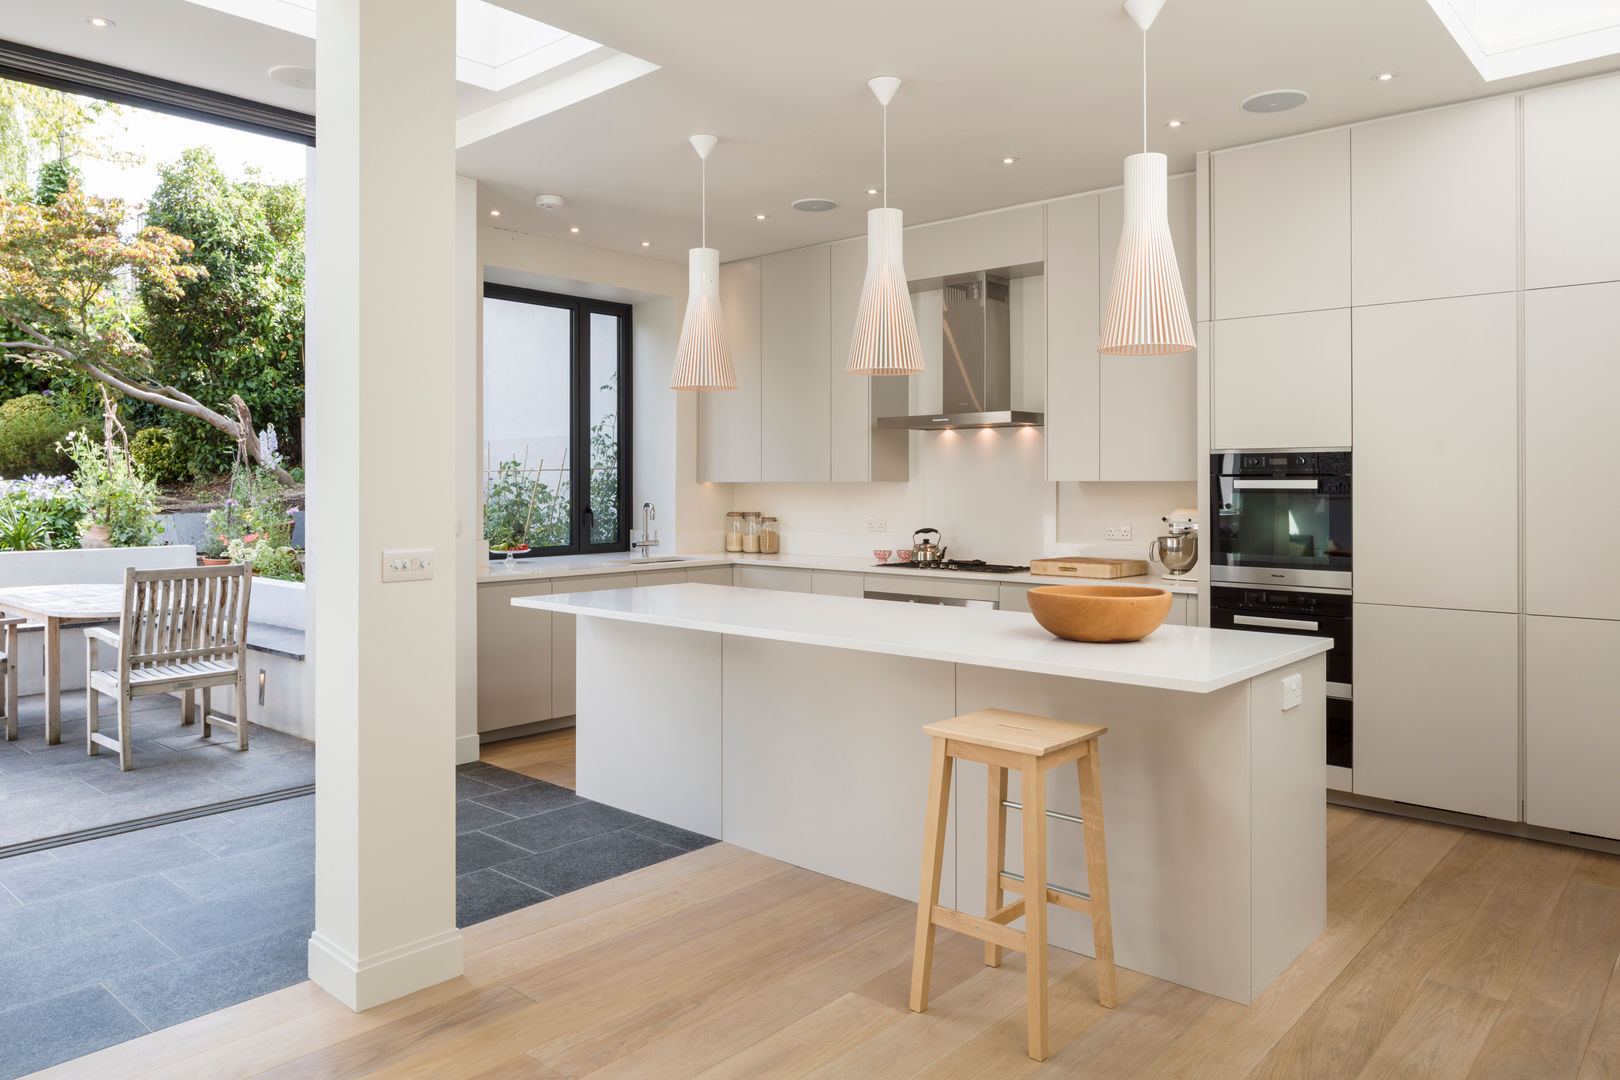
[1,615,22,741]
[85,564,252,771]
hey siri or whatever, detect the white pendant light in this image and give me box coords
[670,133,737,391]
[1099,0,1195,357]
[848,76,925,376]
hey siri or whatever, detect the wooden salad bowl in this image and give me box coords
[1026,585,1173,643]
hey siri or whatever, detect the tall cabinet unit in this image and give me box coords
[1520,74,1620,839]
[1207,129,1352,452]
[1045,178,1197,482]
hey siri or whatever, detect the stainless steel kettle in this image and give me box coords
[912,528,948,566]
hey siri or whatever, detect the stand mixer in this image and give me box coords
[1147,508,1199,580]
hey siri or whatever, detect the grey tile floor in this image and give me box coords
[0,693,316,849]
[0,762,715,1079]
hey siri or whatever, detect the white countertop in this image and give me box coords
[514,583,1325,694]
[481,551,1200,595]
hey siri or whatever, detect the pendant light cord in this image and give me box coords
[1142,29,1148,154]
[701,154,707,248]
[882,101,889,209]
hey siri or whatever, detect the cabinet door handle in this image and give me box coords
[1233,614,1320,632]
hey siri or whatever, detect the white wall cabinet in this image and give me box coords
[477,579,554,734]
[1044,194,1102,482]
[697,258,761,482]
[1526,616,1620,840]
[1525,282,1620,620]
[1351,98,1518,306]
[761,245,831,482]
[1353,603,1519,821]
[699,244,906,484]
[829,237,909,482]
[1210,309,1352,451]
[1211,129,1350,320]
[1046,179,1196,483]
[1352,294,1518,613]
[1524,74,1620,290]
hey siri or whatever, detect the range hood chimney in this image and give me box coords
[876,272,1043,430]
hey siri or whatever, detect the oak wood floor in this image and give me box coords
[479,729,576,791]
[29,805,1620,1079]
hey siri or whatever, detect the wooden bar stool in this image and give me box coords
[909,707,1116,1062]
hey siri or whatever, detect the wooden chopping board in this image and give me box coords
[1029,556,1150,579]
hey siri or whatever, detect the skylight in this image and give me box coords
[1424,0,1620,80]
[180,0,612,92]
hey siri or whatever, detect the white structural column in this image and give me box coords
[307,0,463,1009]
[454,175,482,763]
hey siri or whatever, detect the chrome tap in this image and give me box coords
[632,501,658,556]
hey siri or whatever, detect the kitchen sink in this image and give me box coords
[603,556,690,565]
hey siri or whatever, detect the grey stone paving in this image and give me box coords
[0,693,316,849]
[0,761,716,1078]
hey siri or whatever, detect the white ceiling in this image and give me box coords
[6,0,1620,264]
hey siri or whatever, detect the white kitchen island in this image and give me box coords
[514,583,1330,1004]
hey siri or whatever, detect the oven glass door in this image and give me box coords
[1212,472,1351,583]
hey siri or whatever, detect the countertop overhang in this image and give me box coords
[515,583,1328,694]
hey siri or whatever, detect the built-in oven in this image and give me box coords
[1209,585,1354,773]
[1210,451,1351,590]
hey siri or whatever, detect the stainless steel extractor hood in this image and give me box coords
[876,272,1043,430]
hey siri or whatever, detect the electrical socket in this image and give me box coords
[1281,673,1303,711]
[1104,525,1132,540]
[866,518,887,533]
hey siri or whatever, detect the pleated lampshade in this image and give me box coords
[1099,151,1195,356]
[670,247,736,390]
[848,206,925,375]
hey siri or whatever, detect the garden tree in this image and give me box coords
[0,182,293,481]
[0,77,136,196]
[139,147,306,475]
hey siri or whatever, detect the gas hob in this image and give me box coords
[872,559,1030,574]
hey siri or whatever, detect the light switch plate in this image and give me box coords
[382,548,435,583]
[1281,673,1303,711]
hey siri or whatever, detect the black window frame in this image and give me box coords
[482,283,634,558]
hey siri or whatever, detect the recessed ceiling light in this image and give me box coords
[755,213,768,220]
[641,241,651,247]
[1242,89,1310,113]
[866,187,879,196]
[1165,118,1184,128]
[1001,156,1019,165]
[489,209,500,217]
[1373,70,1399,82]
[569,226,580,233]
[84,15,114,28]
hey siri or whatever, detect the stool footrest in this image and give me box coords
[931,904,1026,953]
[999,870,1093,912]
[1002,799,1084,826]
[987,898,1026,925]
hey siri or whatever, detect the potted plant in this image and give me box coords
[61,431,160,548]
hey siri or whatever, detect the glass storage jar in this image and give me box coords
[725,511,746,553]
[741,512,762,553]
[759,516,780,554]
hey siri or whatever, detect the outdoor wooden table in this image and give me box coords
[0,583,123,746]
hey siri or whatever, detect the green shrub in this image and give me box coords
[130,427,189,485]
[62,429,161,547]
[0,394,81,477]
